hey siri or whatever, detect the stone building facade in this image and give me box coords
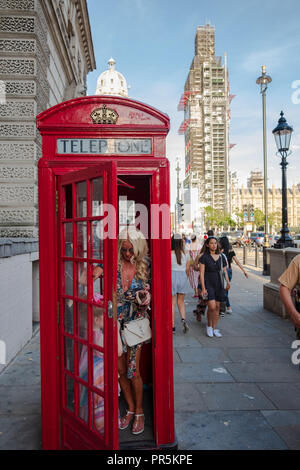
[231,170,300,229]
[0,0,95,372]
[0,0,96,237]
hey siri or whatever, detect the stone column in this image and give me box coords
[264,247,300,317]
[0,0,50,237]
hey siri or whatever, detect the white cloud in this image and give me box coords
[241,39,300,73]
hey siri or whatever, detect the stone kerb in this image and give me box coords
[264,247,300,317]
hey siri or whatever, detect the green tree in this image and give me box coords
[205,207,237,231]
[254,209,265,230]
[268,211,281,232]
[204,206,225,230]
[204,206,215,230]
[224,215,236,229]
[215,209,225,228]
[234,209,245,229]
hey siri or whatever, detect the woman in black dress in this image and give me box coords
[198,237,230,337]
[219,236,248,314]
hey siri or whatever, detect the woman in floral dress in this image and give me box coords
[117,227,151,436]
[188,234,201,297]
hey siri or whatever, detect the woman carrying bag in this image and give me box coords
[196,237,230,338]
[219,236,248,314]
[188,234,201,297]
[117,227,151,435]
[171,234,191,333]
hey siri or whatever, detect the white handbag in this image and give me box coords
[123,317,152,347]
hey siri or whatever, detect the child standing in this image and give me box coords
[79,302,105,433]
[79,297,121,434]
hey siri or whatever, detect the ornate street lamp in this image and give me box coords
[272,111,294,248]
[256,65,272,274]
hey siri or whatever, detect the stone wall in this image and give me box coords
[0,240,38,374]
[0,0,96,237]
[0,0,95,369]
[263,247,300,317]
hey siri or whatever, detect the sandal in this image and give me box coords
[181,319,189,333]
[119,410,135,430]
[132,413,145,435]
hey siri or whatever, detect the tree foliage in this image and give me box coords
[253,209,265,230]
[204,206,236,230]
[204,207,282,232]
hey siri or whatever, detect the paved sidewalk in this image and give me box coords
[0,329,41,449]
[173,265,300,450]
[1,265,300,450]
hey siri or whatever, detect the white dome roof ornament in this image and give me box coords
[108,57,116,69]
[95,58,129,97]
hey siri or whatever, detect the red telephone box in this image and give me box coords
[36,96,176,450]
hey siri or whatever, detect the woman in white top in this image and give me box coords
[171,234,191,333]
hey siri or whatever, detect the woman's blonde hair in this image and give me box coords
[118,227,149,282]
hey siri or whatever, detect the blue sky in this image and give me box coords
[86,0,300,205]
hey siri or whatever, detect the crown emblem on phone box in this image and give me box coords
[91,105,119,124]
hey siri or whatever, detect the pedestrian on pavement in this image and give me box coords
[219,236,248,314]
[197,236,230,338]
[117,227,151,436]
[218,243,229,317]
[171,234,191,334]
[192,246,207,322]
[279,254,300,338]
[188,234,201,297]
[203,229,214,241]
[182,232,191,250]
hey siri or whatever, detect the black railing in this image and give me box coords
[235,246,263,269]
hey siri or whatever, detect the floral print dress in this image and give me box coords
[117,268,150,379]
[188,248,201,290]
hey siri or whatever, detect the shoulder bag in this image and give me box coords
[123,317,152,347]
[219,254,227,290]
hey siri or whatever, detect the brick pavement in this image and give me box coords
[0,265,300,449]
[173,265,300,450]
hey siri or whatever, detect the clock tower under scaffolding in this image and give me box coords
[178,24,235,231]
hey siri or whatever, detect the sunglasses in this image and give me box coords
[121,247,134,254]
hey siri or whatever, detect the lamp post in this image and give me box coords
[272,111,294,249]
[256,65,272,275]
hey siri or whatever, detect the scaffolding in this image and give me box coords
[177,24,233,214]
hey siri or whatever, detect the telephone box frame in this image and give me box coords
[37,96,176,450]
